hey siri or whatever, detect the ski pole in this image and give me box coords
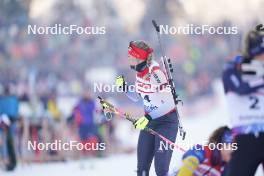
[152,20,186,140]
[98,96,186,152]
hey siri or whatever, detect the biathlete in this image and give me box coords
[116,40,179,176]
[222,27,264,176]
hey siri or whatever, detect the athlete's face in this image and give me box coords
[255,52,264,61]
[128,55,142,66]
[220,144,232,162]
[128,55,148,72]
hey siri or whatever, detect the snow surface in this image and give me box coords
[1,81,263,176]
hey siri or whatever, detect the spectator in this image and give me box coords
[0,86,19,171]
[73,91,101,156]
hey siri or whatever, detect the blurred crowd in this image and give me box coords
[0,85,122,170]
[0,0,243,102]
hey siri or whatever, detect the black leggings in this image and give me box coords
[137,112,178,176]
[225,133,264,176]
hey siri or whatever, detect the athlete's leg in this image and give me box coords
[137,130,155,176]
[154,112,178,176]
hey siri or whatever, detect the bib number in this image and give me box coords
[249,96,260,110]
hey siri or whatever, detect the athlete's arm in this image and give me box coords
[126,90,140,102]
[223,68,264,95]
[178,145,205,176]
[115,75,140,102]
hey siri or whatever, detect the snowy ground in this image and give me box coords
[1,82,263,176]
[1,153,263,176]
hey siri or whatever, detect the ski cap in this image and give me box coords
[245,30,264,58]
[128,41,153,61]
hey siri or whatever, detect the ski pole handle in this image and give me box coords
[124,113,136,123]
[152,20,160,32]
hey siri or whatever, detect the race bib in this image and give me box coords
[226,92,264,127]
